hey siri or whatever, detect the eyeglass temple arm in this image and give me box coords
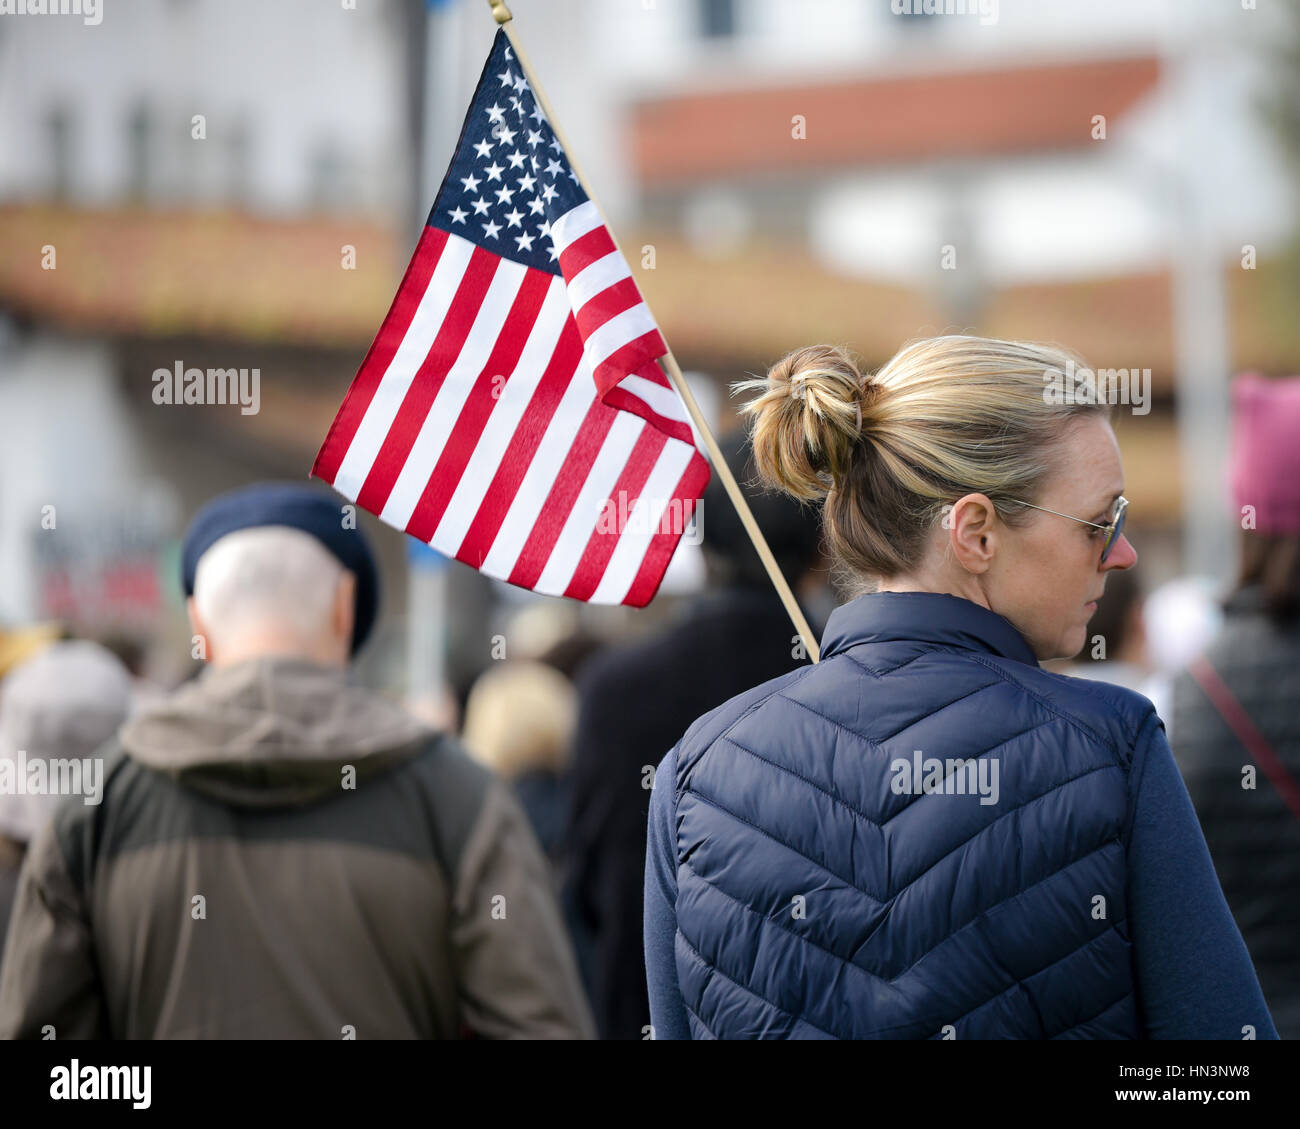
[1006,498,1109,531]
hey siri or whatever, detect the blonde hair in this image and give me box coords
[461,661,576,779]
[735,335,1111,596]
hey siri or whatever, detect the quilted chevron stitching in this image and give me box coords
[1048,987,1135,1039]
[964,651,1113,749]
[681,1001,715,1039]
[679,829,1123,988]
[770,675,1002,750]
[719,721,1047,832]
[680,854,1126,1038]
[685,756,1122,904]
[677,928,838,1039]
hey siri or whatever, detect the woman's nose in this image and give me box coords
[1104,533,1137,571]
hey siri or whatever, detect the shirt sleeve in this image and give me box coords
[0,820,109,1039]
[451,776,597,1039]
[1126,709,1279,1039]
[644,743,691,1040]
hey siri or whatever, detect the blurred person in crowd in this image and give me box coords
[95,632,169,713]
[536,627,607,684]
[462,660,577,862]
[0,624,63,682]
[1056,566,1151,695]
[1141,575,1224,733]
[645,337,1275,1039]
[0,483,593,1039]
[461,659,593,985]
[1170,374,1300,1040]
[0,642,132,959]
[0,618,67,939]
[492,601,607,685]
[567,427,828,1040]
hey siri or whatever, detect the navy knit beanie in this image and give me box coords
[180,483,379,655]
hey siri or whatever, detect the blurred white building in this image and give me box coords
[0,0,410,218]
[572,0,1295,287]
[0,0,414,667]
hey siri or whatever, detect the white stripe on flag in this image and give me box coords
[616,372,693,425]
[333,234,475,498]
[430,276,572,556]
[582,303,660,368]
[380,256,528,530]
[534,411,646,596]
[478,352,601,579]
[588,439,697,604]
[550,200,603,254]
[566,249,631,314]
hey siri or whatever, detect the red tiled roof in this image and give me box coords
[631,55,1161,186]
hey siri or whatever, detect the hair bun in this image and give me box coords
[734,343,869,502]
[782,344,871,437]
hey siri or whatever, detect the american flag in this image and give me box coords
[313,28,710,606]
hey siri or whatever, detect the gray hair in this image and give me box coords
[192,526,345,652]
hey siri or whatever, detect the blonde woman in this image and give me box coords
[462,659,578,860]
[643,336,1277,1040]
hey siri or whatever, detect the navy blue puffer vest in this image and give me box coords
[673,591,1154,1039]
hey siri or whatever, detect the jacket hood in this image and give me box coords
[119,657,436,808]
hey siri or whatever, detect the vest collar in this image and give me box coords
[819,591,1039,668]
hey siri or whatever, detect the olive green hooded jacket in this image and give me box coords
[0,658,594,1039]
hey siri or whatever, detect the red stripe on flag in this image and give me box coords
[572,278,649,339]
[622,451,711,608]
[592,330,670,392]
[562,426,667,602]
[558,226,617,278]
[602,387,696,449]
[591,331,671,398]
[456,317,586,566]
[506,398,616,591]
[403,269,553,543]
[312,226,449,485]
[354,245,499,515]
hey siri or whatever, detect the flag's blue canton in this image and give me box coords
[429,28,588,277]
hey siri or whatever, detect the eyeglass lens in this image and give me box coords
[1101,503,1127,564]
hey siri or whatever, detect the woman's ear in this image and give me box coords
[947,493,998,575]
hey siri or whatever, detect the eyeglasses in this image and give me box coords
[1003,495,1129,564]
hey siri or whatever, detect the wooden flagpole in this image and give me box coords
[485,0,821,663]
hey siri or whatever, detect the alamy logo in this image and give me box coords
[0,752,102,806]
[891,0,998,26]
[0,0,102,25]
[50,1061,150,1109]
[890,750,1000,806]
[152,362,260,415]
[1042,359,1151,415]
[594,491,702,542]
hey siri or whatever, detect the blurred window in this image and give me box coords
[309,140,349,214]
[126,99,155,202]
[699,0,735,39]
[228,117,251,207]
[47,106,73,201]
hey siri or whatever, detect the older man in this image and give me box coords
[0,483,594,1039]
